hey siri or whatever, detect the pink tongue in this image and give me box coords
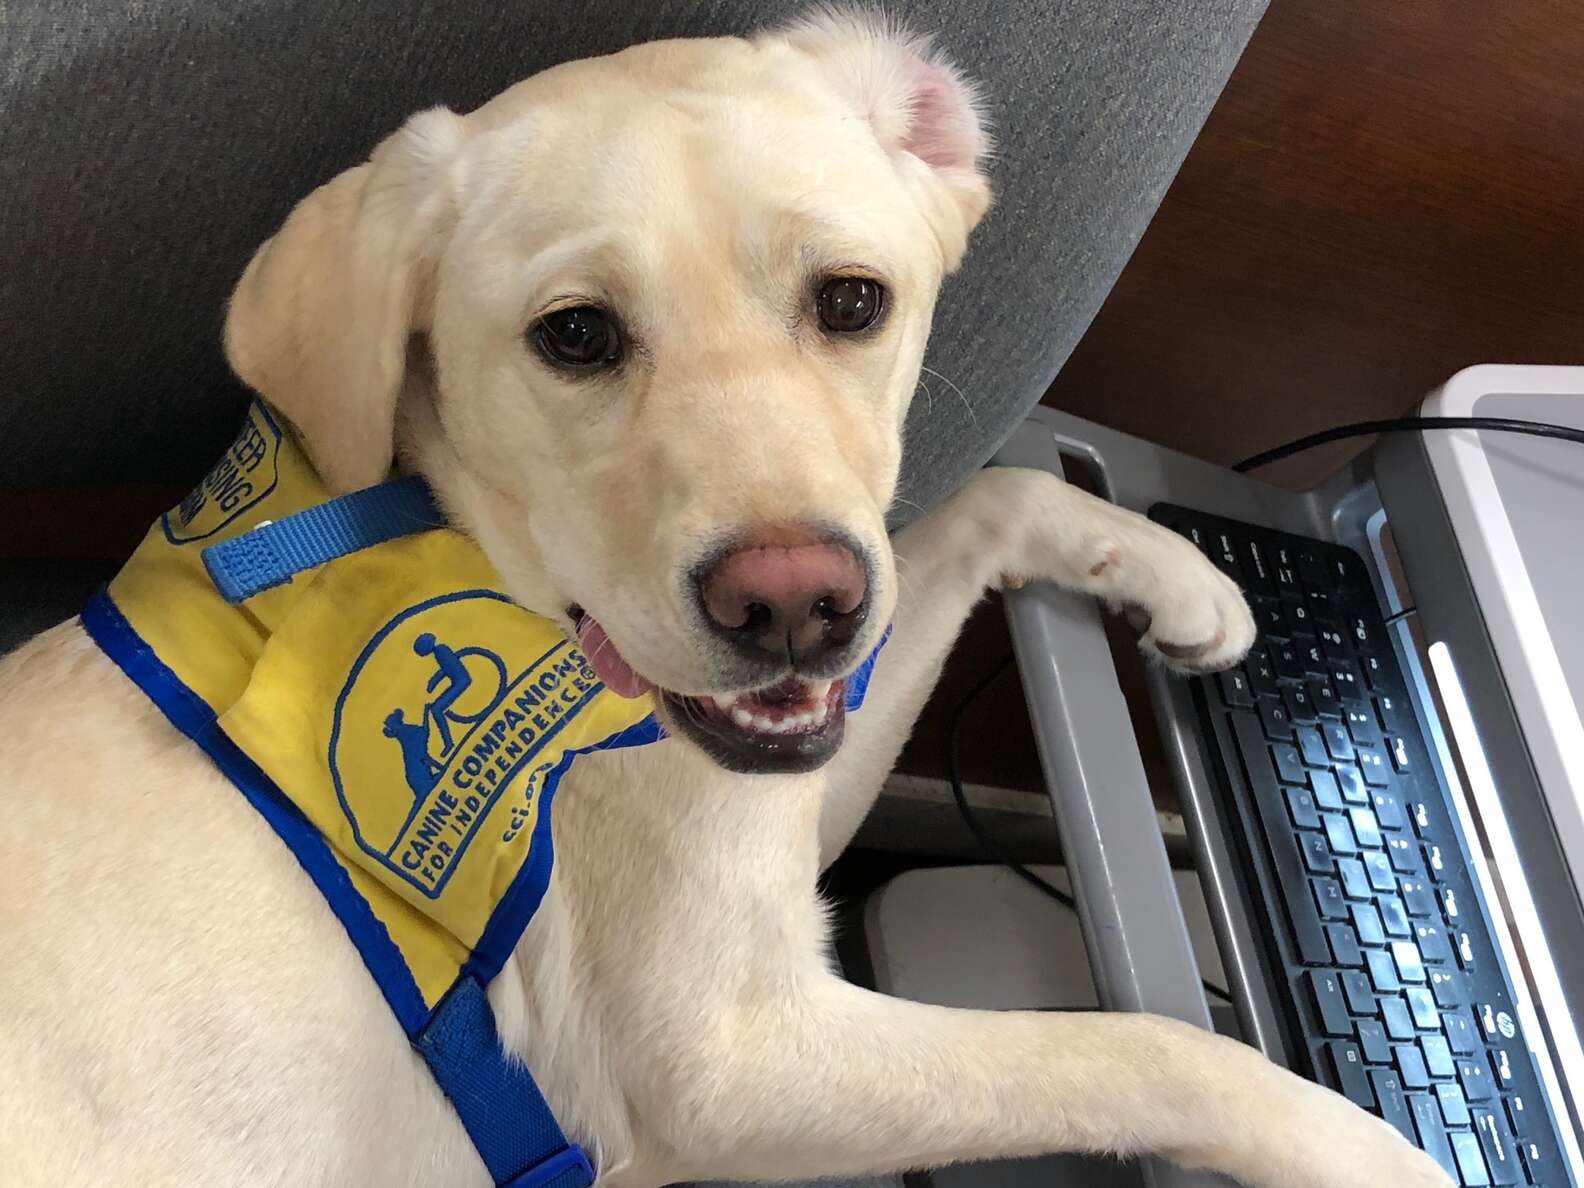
[576,616,654,700]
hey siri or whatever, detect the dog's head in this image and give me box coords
[224,11,991,774]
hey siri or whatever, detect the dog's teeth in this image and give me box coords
[731,707,755,728]
[809,679,832,700]
[711,694,737,712]
[752,715,775,732]
[813,702,829,725]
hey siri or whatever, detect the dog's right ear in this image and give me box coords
[777,8,993,271]
[224,108,468,494]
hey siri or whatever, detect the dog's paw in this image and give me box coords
[1217,1074,1456,1188]
[1087,527,1255,674]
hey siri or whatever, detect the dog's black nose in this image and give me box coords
[699,526,868,665]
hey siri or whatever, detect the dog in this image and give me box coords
[0,11,1453,1187]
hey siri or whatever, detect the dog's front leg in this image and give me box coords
[822,466,1255,861]
[661,973,1450,1187]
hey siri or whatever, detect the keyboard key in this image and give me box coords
[1490,1047,1515,1089]
[1300,831,1333,874]
[1340,970,1375,1015]
[1410,1093,1459,1181]
[1389,836,1421,873]
[1328,923,1364,967]
[1425,842,1448,877]
[1437,1080,1472,1125]
[1364,851,1397,892]
[1295,724,1330,767]
[1297,548,1330,588]
[1389,735,1412,773]
[1335,764,1369,804]
[1321,721,1356,762]
[1472,1108,1521,1185]
[1354,904,1388,947]
[1395,1043,1431,1089]
[1284,599,1314,635]
[1381,996,1415,1040]
[1272,742,1307,785]
[1273,546,1303,597]
[1376,692,1409,732]
[1450,1129,1491,1186]
[1504,1093,1533,1138]
[1518,1135,1549,1183]
[1379,896,1412,938]
[1371,1068,1415,1139]
[1307,970,1354,1037]
[1458,1059,1493,1101]
[1252,600,1285,636]
[1336,857,1371,900]
[1391,940,1427,984]
[1348,614,1376,650]
[1317,622,1349,661]
[1284,786,1321,829]
[1344,702,1379,746]
[1422,1034,1456,1079]
[1367,947,1402,994]
[1212,531,1242,579]
[1272,640,1307,680]
[1442,888,1461,923]
[1260,697,1295,740]
[1357,1017,1391,1063]
[1406,987,1440,1030]
[1324,1041,1374,1109]
[1400,876,1437,917]
[1309,677,1342,717]
[1330,662,1364,697]
[1349,805,1383,849]
[1312,878,1347,919]
[1430,969,1464,1008]
[1298,637,1327,672]
[1416,925,1450,965]
[1357,747,1391,786]
[1322,813,1359,855]
[1455,930,1476,969]
[1279,684,1317,731]
[1243,540,1275,593]
[1371,790,1407,830]
[1247,648,1280,695]
[1310,769,1344,810]
[1443,1009,1479,1054]
[1362,651,1388,690]
[1219,670,1255,707]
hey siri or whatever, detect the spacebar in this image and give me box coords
[1229,710,1331,966]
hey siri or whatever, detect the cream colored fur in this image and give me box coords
[0,12,1451,1187]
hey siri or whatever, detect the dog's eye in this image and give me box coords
[535,306,621,369]
[817,277,883,334]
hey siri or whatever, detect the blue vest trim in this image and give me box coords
[417,977,595,1188]
[81,589,591,1188]
[81,589,430,1034]
[202,474,444,603]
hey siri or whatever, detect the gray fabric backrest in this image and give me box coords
[1,0,1268,517]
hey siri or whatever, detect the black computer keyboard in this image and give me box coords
[1151,504,1576,1188]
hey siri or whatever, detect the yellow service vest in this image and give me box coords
[82,401,665,1188]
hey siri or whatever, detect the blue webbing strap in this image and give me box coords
[201,475,444,603]
[417,977,595,1188]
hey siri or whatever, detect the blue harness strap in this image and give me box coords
[202,475,444,603]
[418,978,595,1188]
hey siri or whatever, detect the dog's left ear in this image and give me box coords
[778,9,992,270]
[224,107,468,493]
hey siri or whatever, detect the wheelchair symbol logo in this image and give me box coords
[381,632,509,799]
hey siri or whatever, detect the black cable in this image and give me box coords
[946,653,1235,1005]
[1233,415,1584,473]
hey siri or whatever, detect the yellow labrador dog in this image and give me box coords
[0,11,1451,1188]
